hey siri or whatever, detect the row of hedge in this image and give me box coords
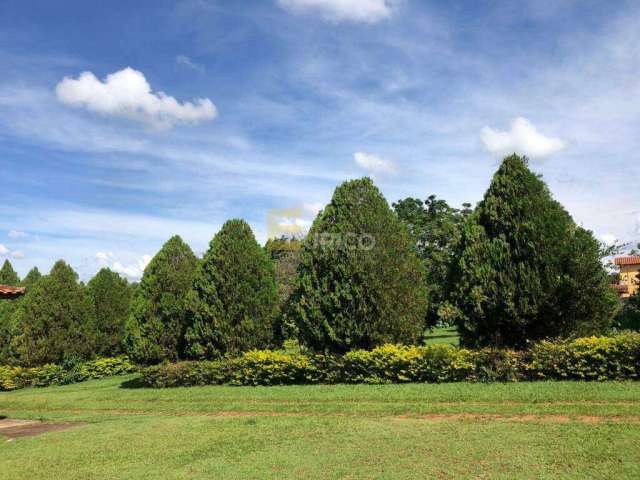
[142,333,640,387]
[0,356,136,391]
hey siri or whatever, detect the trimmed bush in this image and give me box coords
[0,356,136,391]
[141,332,640,387]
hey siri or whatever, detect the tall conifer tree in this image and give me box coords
[291,178,428,353]
[186,219,278,358]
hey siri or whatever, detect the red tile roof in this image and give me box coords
[614,256,640,266]
[611,284,629,294]
[0,285,26,298]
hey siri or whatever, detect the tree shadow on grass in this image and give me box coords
[119,376,146,389]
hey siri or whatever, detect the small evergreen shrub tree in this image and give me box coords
[185,219,279,359]
[87,268,132,356]
[11,260,98,366]
[124,236,198,364]
[290,177,428,353]
[0,260,19,285]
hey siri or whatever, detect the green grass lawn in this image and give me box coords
[1,377,639,479]
[423,326,460,346]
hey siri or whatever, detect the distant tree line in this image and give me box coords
[0,154,636,367]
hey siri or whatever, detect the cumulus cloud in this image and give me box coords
[480,117,567,160]
[112,255,152,280]
[354,151,397,174]
[56,67,217,129]
[95,251,151,280]
[95,251,114,264]
[0,244,24,259]
[277,0,395,23]
[8,230,27,238]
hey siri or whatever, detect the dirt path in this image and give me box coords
[0,418,84,440]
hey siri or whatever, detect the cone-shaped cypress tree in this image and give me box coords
[20,267,42,288]
[450,154,616,348]
[185,219,278,359]
[0,260,19,285]
[87,268,132,356]
[0,264,37,364]
[291,177,428,353]
[124,236,198,364]
[11,260,98,366]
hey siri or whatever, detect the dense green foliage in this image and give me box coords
[0,261,24,363]
[394,195,471,327]
[9,261,98,366]
[124,236,198,364]
[141,332,640,387]
[87,268,133,356]
[185,220,279,359]
[291,178,428,353]
[0,356,136,391]
[265,236,303,342]
[615,291,640,331]
[0,259,20,285]
[449,155,617,348]
[20,266,42,288]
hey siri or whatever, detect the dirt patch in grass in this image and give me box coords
[0,418,84,440]
[398,413,640,424]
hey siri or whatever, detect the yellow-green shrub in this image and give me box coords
[0,356,136,391]
[141,333,640,387]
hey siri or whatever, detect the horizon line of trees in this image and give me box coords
[1,154,638,367]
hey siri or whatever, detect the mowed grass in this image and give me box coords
[1,377,640,479]
[423,326,460,346]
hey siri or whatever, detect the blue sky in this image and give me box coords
[1,0,639,280]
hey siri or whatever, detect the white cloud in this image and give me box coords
[277,0,395,23]
[95,251,114,264]
[0,244,24,259]
[480,117,567,160]
[176,55,205,74]
[8,230,27,238]
[354,151,397,174]
[600,233,617,246]
[112,254,152,280]
[56,67,217,129]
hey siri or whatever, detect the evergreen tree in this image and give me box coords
[21,267,42,288]
[124,236,198,364]
[394,195,472,327]
[87,268,132,356]
[186,219,278,358]
[0,260,19,285]
[265,236,302,343]
[291,178,428,353]
[11,260,98,366]
[0,267,41,364]
[449,155,616,348]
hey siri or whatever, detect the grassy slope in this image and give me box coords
[1,376,639,479]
